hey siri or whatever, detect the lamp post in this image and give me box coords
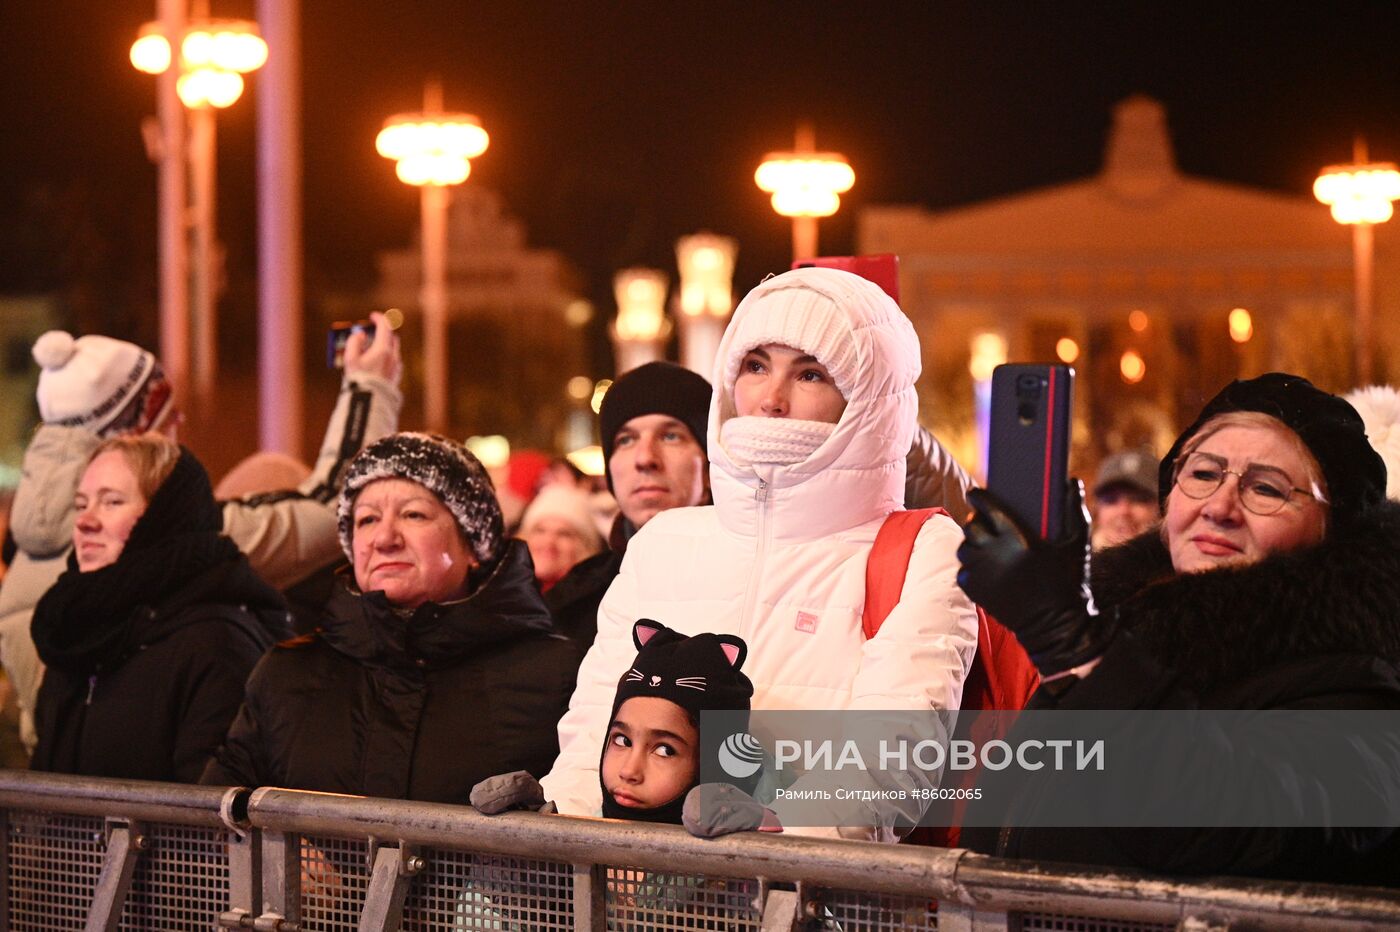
[1314,140,1400,386]
[755,123,854,262]
[376,82,489,432]
[611,268,670,375]
[675,233,737,377]
[131,13,267,415]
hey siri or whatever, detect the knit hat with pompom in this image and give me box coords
[1344,385,1400,501]
[33,331,174,437]
[337,432,505,566]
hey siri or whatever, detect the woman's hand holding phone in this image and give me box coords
[342,311,402,386]
[957,481,1111,678]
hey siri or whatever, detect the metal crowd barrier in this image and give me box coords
[2,770,1398,931]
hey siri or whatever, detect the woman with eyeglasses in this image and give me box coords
[956,372,1400,884]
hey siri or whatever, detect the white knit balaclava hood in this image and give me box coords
[717,273,859,467]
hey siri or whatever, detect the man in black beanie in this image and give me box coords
[547,362,713,648]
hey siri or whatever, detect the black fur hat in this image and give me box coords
[1160,372,1387,529]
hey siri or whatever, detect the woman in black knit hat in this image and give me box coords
[203,432,580,803]
[30,433,290,782]
[957,372,1400,884]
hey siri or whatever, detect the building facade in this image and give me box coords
[860,96,1399,475]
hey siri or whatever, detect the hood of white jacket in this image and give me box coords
[9,425,100,558]
[708,267,920,541]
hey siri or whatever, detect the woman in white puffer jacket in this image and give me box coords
[541,267,978,839]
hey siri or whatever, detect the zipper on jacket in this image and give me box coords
[85,674,97,706]
[738,471,773,641]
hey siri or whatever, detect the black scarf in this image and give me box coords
[32,447,239,674]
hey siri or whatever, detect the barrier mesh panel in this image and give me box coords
[119,823,229,930]
[7,812,106,931]
[406,849,573,930]
[605,866,760,930]
[300,834,371,930]
[823,890,938,930]
[1016,914,1174,932]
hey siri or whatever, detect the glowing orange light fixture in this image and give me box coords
[376,114,489,187]
[1314,162,1400,224]
[1228,308,1253,344]
[1120,350,1146,384]
[756,124,854,260]
[129,19,266,109]
[1056,337,1080,364]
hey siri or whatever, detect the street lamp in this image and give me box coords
[611,268,670,375]
[755,124,855,262]
[1314,141,1400,385]
[131,16,267,414]
[376,83,489,432]
[675,233,737,377]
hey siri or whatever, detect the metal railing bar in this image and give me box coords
[243,788,1400,928]
[0,772,1395,931]
[84,820,144,932]
[572,862,605,932]
[357,843,413,932]
[0,770,235,828]
[953,857,1400,929]
[0,807,9,931]
[258,829,302,928]
[244,788,966,898]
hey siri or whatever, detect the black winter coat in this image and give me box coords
[31,448,290,783]
[968,500,1400,886]
[201,541,581,803]
[545,548,622,648]
[544,514,636,648]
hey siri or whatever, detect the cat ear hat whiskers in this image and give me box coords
[601,620,757,824]
[610,619,752,723]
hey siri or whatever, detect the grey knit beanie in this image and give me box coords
[337,432,504,565]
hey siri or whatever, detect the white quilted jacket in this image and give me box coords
[542,268,978,836]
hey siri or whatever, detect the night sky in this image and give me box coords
[7,2,1400,360]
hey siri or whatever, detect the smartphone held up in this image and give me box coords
[326,320,377,368]
[986,363,1075,541]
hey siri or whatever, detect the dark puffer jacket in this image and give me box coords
[201,541,580,802]
[968,500,1400,886]
[31,447,291,783]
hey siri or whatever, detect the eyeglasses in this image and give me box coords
[1172,451,1328,516]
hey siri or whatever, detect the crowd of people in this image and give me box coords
[2,266,1399,889]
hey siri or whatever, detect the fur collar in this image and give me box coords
[1090,500,1400,697]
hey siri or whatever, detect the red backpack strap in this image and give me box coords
[865,508,1039,850]
[863,508,945,638]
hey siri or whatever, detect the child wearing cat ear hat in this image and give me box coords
[600,620,754,824]
[471,619,753,825]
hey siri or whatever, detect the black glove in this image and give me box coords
[956,481,1112,677]
[469,771,557,815]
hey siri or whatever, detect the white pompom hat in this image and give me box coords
[1344,385,1400,501]
[32,331,168,435]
